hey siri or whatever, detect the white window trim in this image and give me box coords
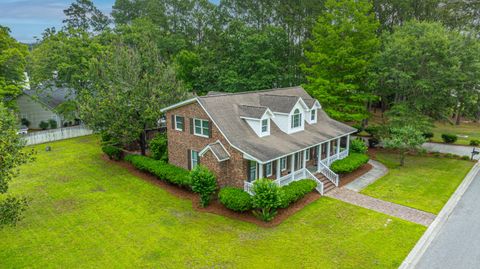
[291,109,302,129]
[175,115,183,131]
[265,162,272,177]
[305,149,310,161]
[310,109,316,121]
[280,157,287,171]
[261,118,269,133]
[193,118,209,138]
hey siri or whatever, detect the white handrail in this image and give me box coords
[304,169,324,195]
[318,161,339,187]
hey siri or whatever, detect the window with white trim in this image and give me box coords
[175,115,184,131]
[280,157,287,171]
[305,148,310,161]
[194,119,209,137]
[191,150,199,169]
[310,109,316,121]
[261,119,268,133]
[291,109,302,128]
[265,162,272,177]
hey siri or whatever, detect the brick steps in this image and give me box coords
[315,174,336,194]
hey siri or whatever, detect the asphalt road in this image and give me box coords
[423,142,480,160]
[415,171,480,269]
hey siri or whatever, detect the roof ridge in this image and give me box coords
[238,104,268,108]
[198,86,303,99]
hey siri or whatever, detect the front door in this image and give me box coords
[294,152,302,171]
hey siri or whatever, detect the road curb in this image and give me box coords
[399,161,480,269]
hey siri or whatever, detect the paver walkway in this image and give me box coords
[345,159,388,192]
[326,188,436,226]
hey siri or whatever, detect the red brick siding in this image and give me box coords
[165,101,248,188]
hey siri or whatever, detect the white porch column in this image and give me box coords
[291,153,295,181]
[276,159,281,179]
[336,137,341,155]
[326,141,331,165]
[346,135,350,152]
[303,150,307,178]
[258,163,263,179]
[317,144,322,172]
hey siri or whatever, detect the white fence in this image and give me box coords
[23,125,93,146]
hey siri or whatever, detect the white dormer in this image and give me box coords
[239,105,274,138]
[306,100,321,125]
[287,99,308,134]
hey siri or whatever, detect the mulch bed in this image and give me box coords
[102,155,321,228]
[338,163,373,187]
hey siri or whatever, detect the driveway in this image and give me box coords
[423,142,480,160]
[414,169,480,268]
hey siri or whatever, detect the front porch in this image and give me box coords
[244,134,351,195]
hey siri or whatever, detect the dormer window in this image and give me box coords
[291,109,302,128]
[261,119,268,133]
[310,109,316,121]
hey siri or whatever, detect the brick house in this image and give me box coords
[161,86,356,195]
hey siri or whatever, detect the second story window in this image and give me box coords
[291,109,302,128]
[175,115,184,131]
[194,118,210,137]
[310,110,316,121]
[261,119,268,133]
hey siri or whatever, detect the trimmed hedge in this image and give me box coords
[470,139,480,146]
[350,138,367,154]
[330,153,369,174]
[422,132,434,139]
[102,145,122,160]
[124,155,191,187]
[279,179,317,208]
[441,133,458,143]
[218,187,252,212]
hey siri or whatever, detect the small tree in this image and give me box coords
[48,119,58,129]
[149,133,168,161]
[383,126,426,166]
[251,179,282,222]
[190,165,217,207]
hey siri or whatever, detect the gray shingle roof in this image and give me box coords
[238,105,268,119]
[259,94,300,113]
[23,87,74,109]
[196,86,356,162]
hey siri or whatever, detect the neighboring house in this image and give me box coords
[161,86,356,195]
[17,87,76,129]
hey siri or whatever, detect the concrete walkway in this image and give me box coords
[344,160,388,192]
[423,142,480,160]
[326,188,436,226]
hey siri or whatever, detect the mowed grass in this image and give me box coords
[0,136,425,268]
[362,153,474,214]
[431,122,480,145]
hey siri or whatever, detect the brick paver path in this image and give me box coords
[326,188,436,226]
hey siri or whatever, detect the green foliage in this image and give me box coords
[470,140,480,146]
[251,179,282,222]
[124,154,190,187]
[149,134,168,161]
[102,145,122,161]
[302,0,379,121]
[48,119,58,129]
[39,121,49,130]
[279,179,317,209]
[190,165,217,207]
[218,187,252,212]
[441,134,458,144]
[462,156,471,161]
[0,196,28,227]
[350,138,368,154]
[54,100,77,123]
[422,132,434,140]
[383,126,426,166]
[331,153,370,174]
[386,104,433,134]
[20,118,30,127]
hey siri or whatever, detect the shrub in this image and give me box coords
[330,153,369,174]
[441,133,457,143]
[218,187,252,212]
[102,145,122,160]
[444,153,453,158]
[39,121,49,130]
[20,118,30,127]
[124,155,191,187]
[350,138,367,154]
[252,179,282,222]
[432,151,441,157]
[48,119,58,129]
[190,165,217,207]
[279,179,317,208]
[422,132,434,140]
[462,155,471,160]
[0,197,28,227]
[149,134,168,161]
[365,125,379,137]
[368,137,379,148]
[470,140,480,146]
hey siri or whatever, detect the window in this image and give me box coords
[261,119,268,133]
[175,115,184,131]
[248,161,257,182]
[291,109,302,128]
[191,150,199,169]
[194,119,210,137]
[305,149,310,161]
[280,157,287,171]
[310,109,316,121]
[265,162,272,177]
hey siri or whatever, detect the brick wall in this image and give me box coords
[165,101,248,188]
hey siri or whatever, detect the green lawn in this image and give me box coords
[0,136,425,268]
[432,122,480,145]
[362,153,474,214]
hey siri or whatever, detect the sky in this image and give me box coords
[0,0,115,43]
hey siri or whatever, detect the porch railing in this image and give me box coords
[305,169,324,195]
[317,161,339,187]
